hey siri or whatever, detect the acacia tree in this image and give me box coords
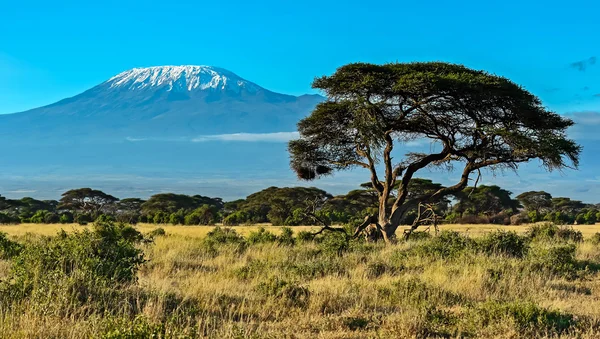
[58,188,119,218]
[289,62,580,242]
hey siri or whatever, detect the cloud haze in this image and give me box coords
[570,56,597,71]
[192,132,300,143]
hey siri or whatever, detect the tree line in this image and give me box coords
[0,183,597,226]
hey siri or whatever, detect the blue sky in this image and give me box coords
[2,0,600,202]
[1,0,600,115]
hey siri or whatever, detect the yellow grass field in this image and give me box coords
[3,222,600,337]
[2,222,600,238]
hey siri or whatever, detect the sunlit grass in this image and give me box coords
[2,222,600,238]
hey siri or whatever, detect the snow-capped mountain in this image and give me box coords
[0,65,324,142]
[106,66,260,93]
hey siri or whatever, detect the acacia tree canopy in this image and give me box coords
[289,62,581,241]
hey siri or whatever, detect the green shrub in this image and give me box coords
[102,316,167,339]
[204,227,245,245]
[406,231,433,241]
[528,244,578,279]
[201,227,246,256]
[318,231,349,256]
[256,277,310,307]
[527,223,583,243]
[472,300,576,335]
[247,227,277,245]
[478,231,529,258]
[7,222,145,293]
[296,230,314,242]
[95,214,115,223]
[147,227,166,238]
[590,232,600,245]
[0,232,23,259]
[277,227,295,246]
[413,231,475,259]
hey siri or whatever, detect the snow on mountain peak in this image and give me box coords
[106,65,259,93]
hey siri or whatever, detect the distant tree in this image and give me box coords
[516,191,553,214]
[184,205,219,225]
[116,198,145,224]
[58,188,118,218]
[551,197,586,215]
[289,62,580,241]
[229,187,333,225]
[454,185,520,216]
[141,193,222,218]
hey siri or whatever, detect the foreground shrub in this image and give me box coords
[147,227,166,238]
[3,222,146,301]
[277,227,295,246]
[247,227,277,245]
[413,231,475,259]
[202,227,246,255]
[317,231,350,256]
[0,232,23,259]
[471,300,576,335]
[590,232,600,245]
[296,230,314,242]
[528,244,578,279]
[256,277,310,307]
[478,231,529,258]
[527,223,583,243]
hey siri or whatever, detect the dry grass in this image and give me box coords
[2,222,599,238]
[2,223,600,338]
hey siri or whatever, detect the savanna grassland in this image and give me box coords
[2,223,600,338]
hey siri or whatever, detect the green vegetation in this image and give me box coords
[0,222,599,338]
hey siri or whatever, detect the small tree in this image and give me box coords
[289,62,580,242]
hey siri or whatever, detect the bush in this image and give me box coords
[478,231,529,258]
[413,231,475,259]
[3,222,146,303]
[590,233,600,245]
[296,230,314,242]
[147,227,166,238]
[527,223,583,243]
[247,227,277,245]
[472,300,576,335]
[202,227,246,255]
[0,232,23,259]
[318,231,349,256]
[256,277,310,307]
[528,244,578,278]
[95,214,115,223]
[406,231,432,241]
[277,227,295,246]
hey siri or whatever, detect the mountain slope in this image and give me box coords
[0,65,324,143]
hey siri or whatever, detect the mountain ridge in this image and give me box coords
[0,65,325,142]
